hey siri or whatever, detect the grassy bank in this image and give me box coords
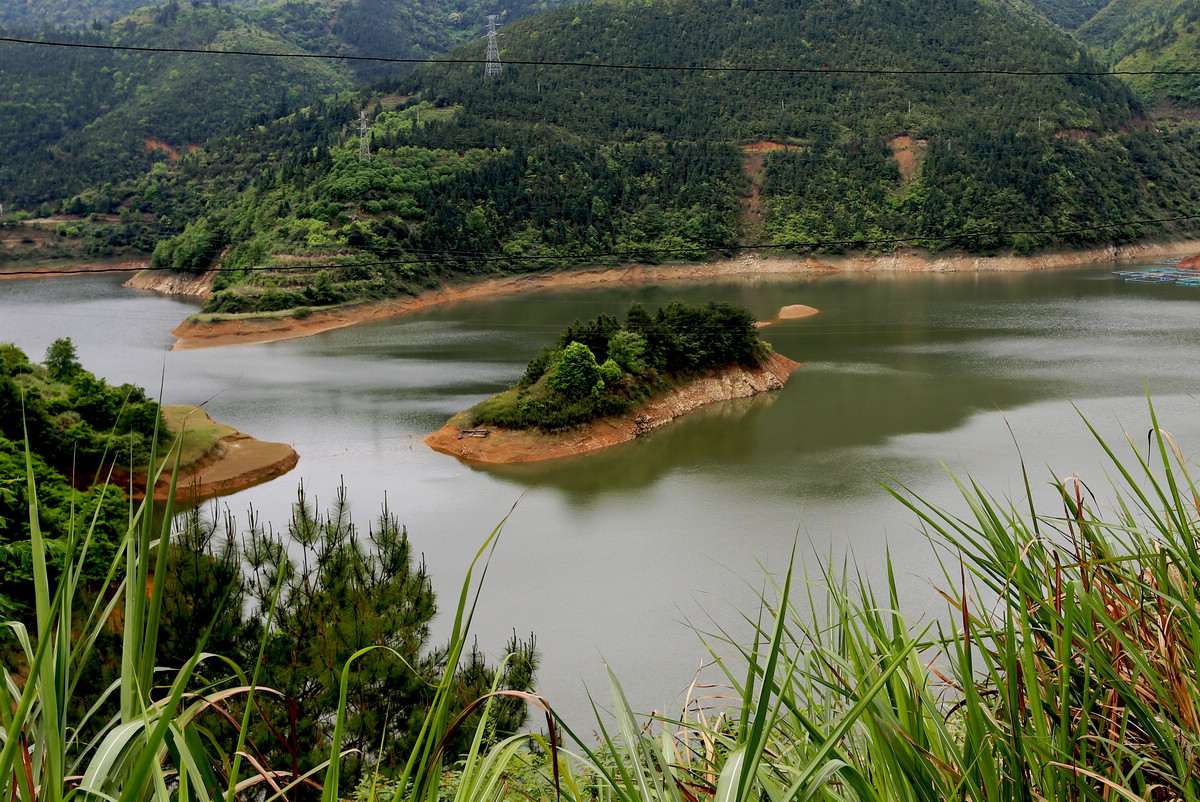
[159,404,235,469]
[5,402,1200,800]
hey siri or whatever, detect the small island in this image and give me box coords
[425,301,800,464]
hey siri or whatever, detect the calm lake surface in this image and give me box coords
[2,264,1199,724]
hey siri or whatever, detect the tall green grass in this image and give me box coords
[530,405,1200,802]
[8,403,1200,801]
[0,423,542,801]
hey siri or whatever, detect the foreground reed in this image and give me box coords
[0,420,549,801]
[6,403,1200,801]
[535,404,1200,802]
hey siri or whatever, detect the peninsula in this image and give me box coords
[138,405,299,504]
[424,301,801,464]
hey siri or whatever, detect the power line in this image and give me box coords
[3,213,1195,278]
[1,35,1196,78]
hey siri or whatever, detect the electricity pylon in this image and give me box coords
[358,111,371,163]
[485,15,502,77]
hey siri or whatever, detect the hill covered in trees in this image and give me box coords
[1077,0,1200,114]
[0,0,578,205]
[7,0,1200,319]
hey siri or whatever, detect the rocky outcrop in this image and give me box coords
[423,351,801,464]
[630,354,794,436]
[124,267,214,297]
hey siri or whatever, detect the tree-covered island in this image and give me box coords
[425,301,801,463]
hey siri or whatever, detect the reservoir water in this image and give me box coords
[2,264,1199,725]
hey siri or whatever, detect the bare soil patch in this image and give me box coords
[887,135,926,181]
[740,151,767,244]
[131,405,299,504]
[143,138,199,160]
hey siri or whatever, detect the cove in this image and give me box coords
[2,264,1199,725]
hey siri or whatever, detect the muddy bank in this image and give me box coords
[423,351,801,464]
[0,259,147,280]
[124,268,212,297]
[168,240,1200,350]
[133,406,298,504]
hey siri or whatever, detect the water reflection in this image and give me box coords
[477,393,780,497]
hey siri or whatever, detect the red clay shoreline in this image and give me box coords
[124,406,299,505]
[151,241,1200,351]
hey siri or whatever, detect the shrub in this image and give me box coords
[546,342,602,399]
[598,358,623,384]
[607,330,647,374]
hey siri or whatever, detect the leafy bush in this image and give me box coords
[598,359,623,384]
[546,342,602,399]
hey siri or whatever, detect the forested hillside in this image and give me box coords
[0,0,577,204]
[1077,0,1200,113]
[1026,0,1114,29]
[0,0,257,28]
[6,0,1200,319]
[0,7,349,204]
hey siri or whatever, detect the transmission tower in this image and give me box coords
[358,110,371,163]
[484,15,502,77]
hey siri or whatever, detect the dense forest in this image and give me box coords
[1077,0,1200,113]
[4,0,1200,320]
[0,339,163,614]
[1027,0,1115,29]
[0,0,577,203]
[468,301,768,430]
[0,0,257,28]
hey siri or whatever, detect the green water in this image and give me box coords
[2,264,1198,722]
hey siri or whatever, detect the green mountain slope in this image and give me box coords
[0,0,256,28]
[1077,0,1200,112]
[1026,0,1114,30]
[407,0,1138,139]
[0,7,350,205]
[13,0,1200,318]
[0,0,578,205]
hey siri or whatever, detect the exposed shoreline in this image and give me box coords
[154,240,1200,350]
[423,351,801,464]
[130,406,299,504]
[0,259,148,280]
